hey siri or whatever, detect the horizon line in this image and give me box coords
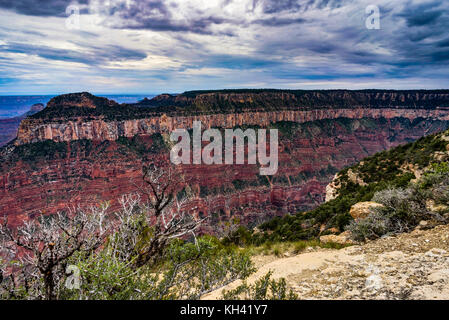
[2,88,449,97]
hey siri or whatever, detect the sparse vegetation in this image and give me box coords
[0,165,255,300]
[348,161,449,241]
[202,119,448,246]
[245,239,350,257]
[220,271,298,300]
[242,130,449,244]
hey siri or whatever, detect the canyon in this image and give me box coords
[0,103,44,147]
[1,90,449,231]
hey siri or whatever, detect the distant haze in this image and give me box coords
[0,94,156,118]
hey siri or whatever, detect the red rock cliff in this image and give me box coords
[15,108,449,145]
[2,91,449,231]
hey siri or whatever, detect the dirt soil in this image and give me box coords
[203,224,449,300]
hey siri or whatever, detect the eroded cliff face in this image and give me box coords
[16,90,449,145]
[15,108,449,145]
[2,116,449,231]
[3,91,449,231]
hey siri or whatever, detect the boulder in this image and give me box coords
[320,231,354,245]
[349,202,384,221]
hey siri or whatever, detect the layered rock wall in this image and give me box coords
[15,108,449,145]
[3,117,449,231]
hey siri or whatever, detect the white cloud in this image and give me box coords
[0,0,449,94]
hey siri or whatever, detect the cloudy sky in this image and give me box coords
[0,0,448,94]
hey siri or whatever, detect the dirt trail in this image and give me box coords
[204,224,449,300]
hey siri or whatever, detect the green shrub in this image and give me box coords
[221,271,298,300]
[346,184,444,241]
[61,235,255,300]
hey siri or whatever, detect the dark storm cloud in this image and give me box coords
[229,0,449,83]
[389,1,449,67]
[253,17,306,26]
[406,10,442,27]
[122,15,232,35]
[437,39,449,48]
[259,0,302,13]
[107,0,309,34]
[295,1,449,76]
[257,0,341,14]
[396,0,446,27]
[107,0,233,35]
[0,0,88,16]
[0,42,147,65]
[431,50,449,62]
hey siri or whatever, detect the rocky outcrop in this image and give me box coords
[325,173,340,202]
[319,231,354,245]
[46,92,118,109]
[349,202,385,221]
[325,168,370,202]
[205,224,449,300]
[426,200,449,214]
[29,103,45,113]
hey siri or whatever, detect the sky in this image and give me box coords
[0,0,448,95]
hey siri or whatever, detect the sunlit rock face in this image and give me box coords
[15,108,449,145]
[2,90,449,232]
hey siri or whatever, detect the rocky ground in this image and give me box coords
[205,224,449,300]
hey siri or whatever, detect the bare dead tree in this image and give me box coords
[129,163,204,268]
[0,204,110,300]
[0,164,205,299]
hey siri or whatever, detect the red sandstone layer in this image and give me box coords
[2,117,448,231]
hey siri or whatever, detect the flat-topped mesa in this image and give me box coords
[140,89,449,110]
[14,90,449,145]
